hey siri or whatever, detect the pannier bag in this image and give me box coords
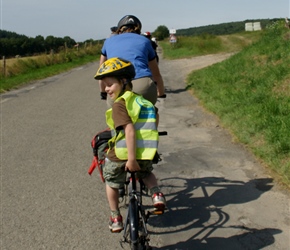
[88,128,111,182]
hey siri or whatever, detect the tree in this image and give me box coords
[63,36,76,48]
[153,25,169,41]
[45,35,55,51]
[34,35,45,53]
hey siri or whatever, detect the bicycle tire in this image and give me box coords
[129,198,139,249]
[131,242,139,250]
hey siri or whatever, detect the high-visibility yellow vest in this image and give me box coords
[106,91,158,160]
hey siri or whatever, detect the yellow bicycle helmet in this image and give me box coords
[94,57,135,80]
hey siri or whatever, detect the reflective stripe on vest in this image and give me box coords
[106,91,158,160]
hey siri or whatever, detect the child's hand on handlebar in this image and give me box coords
[125,159,141,172]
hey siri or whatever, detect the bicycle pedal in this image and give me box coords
[150,208,165,215]
[110,228,123,233]
[153,210,164,215]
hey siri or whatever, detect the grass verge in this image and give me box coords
[0,46,101,93]
[0,55,98,92]
[184,21,290,186]
[159,32,262,59]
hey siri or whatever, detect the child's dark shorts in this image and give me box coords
[103,158,154,189]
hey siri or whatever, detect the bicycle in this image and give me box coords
[120,131,167,250]
[89,130,167,249]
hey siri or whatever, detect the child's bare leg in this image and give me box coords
[106,184,119,212]
[143,172,165,210]
[106,184,123,232]
[142,173,160,194]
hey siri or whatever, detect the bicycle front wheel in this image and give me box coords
[129,198,139,249]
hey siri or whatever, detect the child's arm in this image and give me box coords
[124,123,141,172]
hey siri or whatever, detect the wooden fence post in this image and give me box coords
[2,56,6,77]
[285,17,290,29]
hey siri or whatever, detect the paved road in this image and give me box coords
[1,55,289,250]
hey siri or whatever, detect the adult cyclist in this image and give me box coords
[143,31,159,63]
[97,15,165,106]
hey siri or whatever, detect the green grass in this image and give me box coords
[182,21,290,186]
[160,31,262,59]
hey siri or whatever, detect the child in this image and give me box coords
[94,57,166,233]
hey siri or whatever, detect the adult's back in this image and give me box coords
[102,33,155,79]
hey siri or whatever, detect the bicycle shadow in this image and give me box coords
[146,176,282,249]
[152,227,281,250]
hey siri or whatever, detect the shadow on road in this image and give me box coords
[153,227,281,250]
[148,177,282,249]
[164,87,188,95]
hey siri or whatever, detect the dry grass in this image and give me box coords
[2,55,42,67]
[1,55,45,77]
[1,55,51,77]
[272,78,290,97]
[219,32,262,52]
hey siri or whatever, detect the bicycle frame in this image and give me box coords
[120,131,167,249]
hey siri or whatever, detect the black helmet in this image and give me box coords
[94,57,135,80]
[117,15,142,31]
[110,26,118,32]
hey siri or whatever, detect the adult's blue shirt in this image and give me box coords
[101,33,156,79]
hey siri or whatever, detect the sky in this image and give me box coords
[1,0,289,42]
